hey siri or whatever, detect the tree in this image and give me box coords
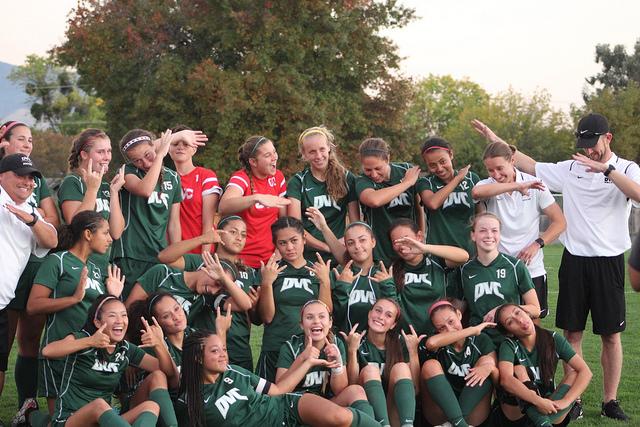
[56,0,415,179]
[8,55,105,135]
[30,130,74,179]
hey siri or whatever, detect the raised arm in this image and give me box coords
[420,165,470,211]
[359,166,421,208]
[471,119,537,176]
[108,166,126,240]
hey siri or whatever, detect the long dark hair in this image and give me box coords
[271,216,304,245]
[342,221,375,265]
[238,135,272,195]
[126,292,176,345]
[495,303,558,390]
[180,329,216,427]
[388,218,421,293]
[0,121,29,158]
[56,210,106,252]
[372,298,404,381]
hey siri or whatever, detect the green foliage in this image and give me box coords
[586,39,640,95]
[30,130,74,178]
[8,54,105,135]
[405,75,574,175]
[56,0,416,180]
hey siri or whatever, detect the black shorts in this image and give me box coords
[556,249,625,335]
[0,307,9,371]
[532,274,548,319]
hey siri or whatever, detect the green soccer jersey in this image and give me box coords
[287,168,357,260]
[58,173,112,274]
[355,163,418,265]
[191,265,259,369]
[276,334,347,396]
[176,364,295,427]
[356,335,388,376]
[499,331,575,395]
[433,333,495,395]
[136,264,207,323]
[331,264,397,334]
[397,255,449,335]
[416,171,479,254]
[261,260,320,352]
[183,253,204,271]
[112,164,182,263]
[54,332,145,425]
[35,251,106,350]
[459,253,534,327]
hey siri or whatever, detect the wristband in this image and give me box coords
[25,212,38,227]
[604,164,616,177]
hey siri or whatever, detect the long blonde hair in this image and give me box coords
[298,126,348,201]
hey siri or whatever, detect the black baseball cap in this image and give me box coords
[0,154,42,178]
[575,113,609,149]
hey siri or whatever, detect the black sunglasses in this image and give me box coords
[574,130,606,139]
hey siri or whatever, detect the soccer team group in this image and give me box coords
[0,112,637,427]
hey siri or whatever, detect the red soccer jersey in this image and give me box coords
[226,169,287,267]
[179,166,222,253]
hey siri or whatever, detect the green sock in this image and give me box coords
[363,379,390,426]
[525,406,552,427]
[350,399,375,419]
[15,355,39,406]
[28,410,51,427]
[425,374,468,427]
[348,406,384,427]
[149,388,178,427]
[393,378,415,427]
[459,379,492,418]
[98,409,131,427]
[132,410,159,427]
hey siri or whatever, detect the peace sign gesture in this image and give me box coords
[333,260,361,283]
[339,323,363,352]
[371,261,393,283]
[305,253,331,285]
[401,325,426,352]
[139,316,164,349]
[90,324,116,350]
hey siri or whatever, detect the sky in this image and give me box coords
[2,0,640,112]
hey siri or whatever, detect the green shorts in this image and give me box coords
[7,257,45,310]
[281,392,305,426]
[38,357,63,398]
[114,258,157,299]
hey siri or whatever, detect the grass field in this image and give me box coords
[1,244,638,425]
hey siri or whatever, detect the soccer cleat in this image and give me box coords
[11,397,39,427]
[601,399,629,422]
[568,398,583,420]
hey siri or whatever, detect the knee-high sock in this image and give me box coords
[459,379,492,418]
[132,410,159,427]
[424,374,468,427]
[28,410,50,427]
[98,408,131,427]
[363,379,390,426]
[15,355,39,406]
[393,378,415,427]
[348,405,385,427]
[149,388,178,427]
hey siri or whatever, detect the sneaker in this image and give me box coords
[10,398,38,427]
[568,399,584,420]
[601,399,630,421]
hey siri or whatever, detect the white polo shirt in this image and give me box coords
[476,169,555,277]
[535,153,640,257]
[0,184,51,310]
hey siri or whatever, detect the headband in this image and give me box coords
[2,121,27,138]
[94,296,119,322]
[422,145,451,154]
[360,147,388,157]
[428,300,455,318]
[147,293,164,314]
[347,221,373,231]
[301,299,331,319]
[217,215,243,229]
[249,137,268,156]
[121,135,152,153]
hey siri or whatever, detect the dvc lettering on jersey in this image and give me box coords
[313,195,341,211]
[85,277,103,293]
[91,359,119,373]
[215,387,248,419]
[474,281,505,301]
[367,361,385,376]
[349,290,376,305]
[148,191,169,209]
[388,192,411,208]
[447,362,471,378]
[443,192,470,209]
[404,273,432,286]
[281,278,313,294]
[303,370,327,387]
[95,198,111,213]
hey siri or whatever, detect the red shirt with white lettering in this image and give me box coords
[226,169,286,267]
[179,166,222,253]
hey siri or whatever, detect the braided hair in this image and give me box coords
[180,329,216,427]
[238,135,271,196]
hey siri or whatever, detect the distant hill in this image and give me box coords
[0,62,35,125]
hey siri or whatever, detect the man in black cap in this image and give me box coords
[0,154,57,402]
[472,113,640,421]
